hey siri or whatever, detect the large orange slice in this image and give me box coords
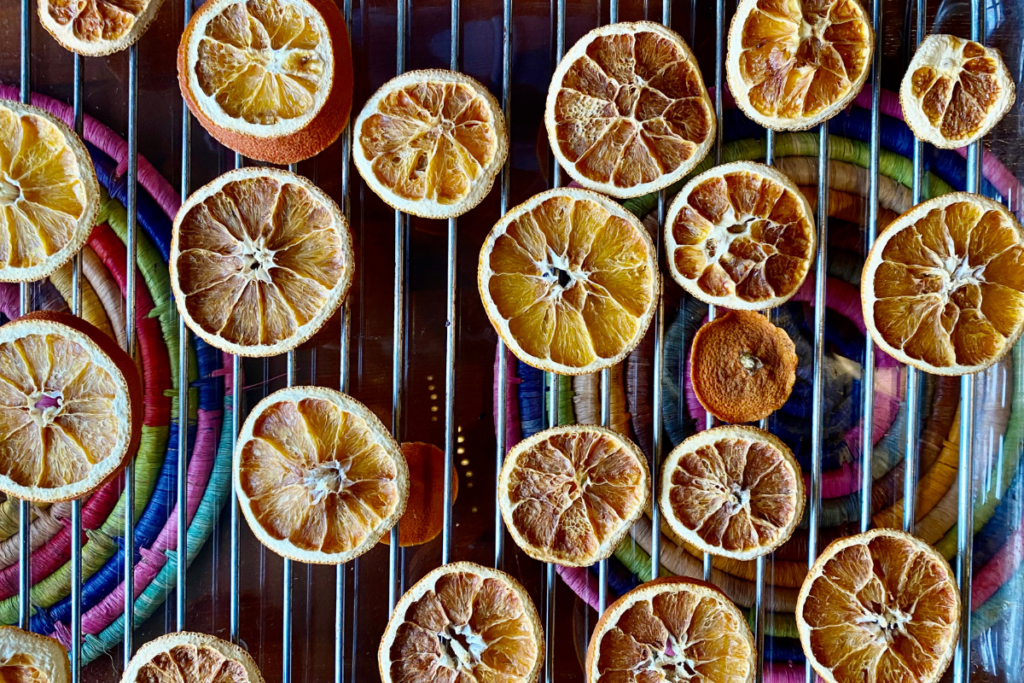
[38,0,163,55]
[901,34,1015,149]
[379,561,543,683]
[178,0,353,164]
[586,577,755,683]
[861,192,1024,375]
[498,424,649,566]
[234,386,409,564]
[665,160,816,309]
[122,631,264,683]
[545,21,715,199]
[0,626,70,683]
[796,529,960,683]
[0,311,142,503]
[660,425,804,560]
[726,0,875,131]
[170,167,353,357]
[0,100,99,283]
[479,187,658,375]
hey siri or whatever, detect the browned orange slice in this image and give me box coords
[122,631,264,683]
[0,626,70,683]
[38,0,163,55]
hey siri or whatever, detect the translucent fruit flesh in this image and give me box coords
[135,644,250,683]
[45,0,146,45]
[0,654,47,683]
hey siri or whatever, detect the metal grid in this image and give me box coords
[9,0,1000,681]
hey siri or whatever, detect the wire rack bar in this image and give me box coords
[229,349,241,643]
[16,0,31,633]
[281,159,299,680]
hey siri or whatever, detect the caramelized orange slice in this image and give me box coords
[0,626,71,683]
[122,631,264,683]
[38,0,163,55]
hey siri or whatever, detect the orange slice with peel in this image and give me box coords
[796,529,960,683]
[38,0,163,56]
[498,424,649,566]
[479,187,658,375]
[0,626,70,683]
[861,192,1024,375]
[379,561,543,683]
[234,385,409,564]
[665,160,816,309]
[545,21,715,199]
[170,167,353,358]
[0,311,142,504]
[122,631,264,683]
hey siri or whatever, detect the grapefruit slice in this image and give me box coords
[38,0,163,55]
[0,626,70,683]
[122,631,264,683]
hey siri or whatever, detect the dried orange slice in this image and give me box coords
[479,188,658,375]
[861,192,1024,375]
[901,34,1015,149]
[0,626,70,683]
[498,424,649,566]
[586,577,755,683]
[122,631,264,683]
[796,529,960,683]
[545,21,715,199]
[0,311,142,504]
[0,100,99,283]
[379,561,543,683]
[234,386,409,564]
[178,0,353,164]
[690,310,797,424]
[382,442,458,547]
[660,425,804,560]
[38,0,163,56]
[170,167,353,358]
[353,70,508,219]
[726,0,875,131]
[665,161,816,309]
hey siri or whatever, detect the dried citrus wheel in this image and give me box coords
[0,100,100,283]
[900,34,1015,149]
[665,161,816,309]
[379,561,543,683]
[861,192,1024,375]
[353,70,508,219]
[234,385,409,564]
[690,310,797,424]
[660,425,804,560]
[38,0,163,56]
[122,631,264,683]
[177,0,353,164]
[0,626,70,683]
[170,167,353,357]
[382,442,458,547]
[796,529,960,683]
[544,21,715,199]
[498,424,649,566]
[726,0,874,131]
[586,577,755,683]
[479,188,658,375]
[0,311,142,504]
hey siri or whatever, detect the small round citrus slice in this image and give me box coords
[726,0,874,131]
[382,442,458,547]
[545,21,715,199]
[0,311,142,503]
[660,425,804,560]
[665,161,816,309]
[796,529,960,683]
[170,167,353,357]
[38,0,163,56]
[234,386,409,564]
[479,187,658,375]
[379,561,543,683]
[690,310,797,424]
[900,34,1015,149]
[0,626,70,683]
[861,192,1024,375]
[178,0,353,164]
[586,577,755,683]
[122,631,264,683]
[0,100,100,283]
[498,424,649,566]
[353,70,508,219]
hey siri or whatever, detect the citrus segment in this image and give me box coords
[585,577,755,683]
[479,188,658,375]
[796,529,959,683]
[862,192,1024,375]
[726,0,874,130]
[0,101,100,283]
[498,424,649,566]
[38,0,162,55]
[666,161,816,309]
[122,632,264,683]
[900,34,1015,149]
[353,70,508,219]
[234,386,408,564]
[379,562,543,683]
[0,627,70,683]
[545,21,715,198]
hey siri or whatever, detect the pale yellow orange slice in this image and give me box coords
[0,626,70,683]
[122,631,264,683]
